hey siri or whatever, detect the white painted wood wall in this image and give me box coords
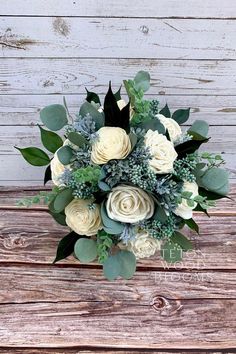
[0,0,235,185]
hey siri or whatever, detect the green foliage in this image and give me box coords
[159,103,171,117]
[67,131,89,147]
[16,190,57,207]
[134,70,150,92]
[188,120,209,138]
[199,167,229,196]
[97,230,114,263]
[185,218,199,234]
[200,152,225,168]
[170,231,193,251]
[79,101,104,130]
[15,146,50,166]
[172,108,190,124]
[40,104,68,131]
[38,125,63,153]
[73,166,101,185]
[51,188,73,213]
[44,165,52,185]
[53,231,82,263]
[57,145,74,165]
[103,250,136,281]
[101,201,125,235]
[49,211,67,226]
[74,238,98,263]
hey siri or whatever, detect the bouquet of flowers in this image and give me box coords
[16,71,229,280]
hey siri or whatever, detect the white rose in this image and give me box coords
[65,199,102,236]
[119,230,160,259]
[106,184,154,224]
[144,129,177,174]
[174,181,199,219]
[156,114,182,142]
[91,127,131,165]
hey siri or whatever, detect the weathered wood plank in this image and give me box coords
[3,125,236,155]
[1,94,236,126]
[0,351,232,354]
[1,58,236,96]
[0,18,236,59]
[0,211,235,269]
[0,297,235,348]
[0,266,235,303]
[1,0,236,18]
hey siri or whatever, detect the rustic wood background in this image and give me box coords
[0,1,236,352]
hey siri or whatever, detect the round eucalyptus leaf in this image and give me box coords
[134,71,150,92]
[40,104,68,131]
[117,250,136,280]
[103,254,121,281]
[74,238,98,263]
[200,167,229,195]
[101,202,125,234]
[53,189,73,213]
[188,120,209,138]
[57,146,74,165]
[98,181,111,192]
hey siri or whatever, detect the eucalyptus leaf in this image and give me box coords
[171,231,193,251]
[98,181,111,191]
[200,167,229,196]
[40,104,68,131]
[117,250,136,279]
[15,147,50,166]
[38,125,63,153]
[153,205,168,222]
[141,118,165,134]
[129,132,138,151]
[67,132,89,147]
[172,108,190,124]
[57,145,74,165]
[188,120,209,138]
[103,254,121,281]
[79,101,104,130]
[74,238,98,263]
[53,189,73,213]
[134,71,150,92]
[101,202,125,234]
[49,211,67,226]
[159,104,171,118]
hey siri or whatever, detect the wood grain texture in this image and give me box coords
[0,298,235,348]
[1,17,236,59]
[1,94,236,126]
[1,58,236,96]
[1,0,236,18]
[0,210,235,269]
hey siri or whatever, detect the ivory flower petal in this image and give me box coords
[119,230,160,259]
[91,127,131,165]
[174,181,199,219]
[65,199,102,236]
[106,185,154,224]
[156,114,182,142]
[144,129,177,174]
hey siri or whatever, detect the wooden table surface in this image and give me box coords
[0,185,235,353]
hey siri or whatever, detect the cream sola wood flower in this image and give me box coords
[106,184,155,224]
[50,139,76,186]
[119,230,161,259]
[144,129,178,174]
[156,114,182,142]
[91,126,132,165]
[65,199,102,236]
[174,181,199,219]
